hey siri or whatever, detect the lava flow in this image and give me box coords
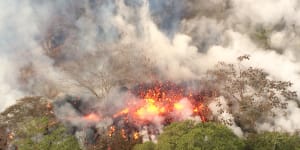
[80,82,211,142]
[113,82,209,126]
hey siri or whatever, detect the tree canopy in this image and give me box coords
[134,120,245,150]
[205,55,298,133]
[246,132,300,150]
[14,117,80,150]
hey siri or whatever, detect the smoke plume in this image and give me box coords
[1,0,300,135]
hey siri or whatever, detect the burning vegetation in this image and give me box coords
[106,82,210,142]
[112,81,210,124]
[2,57,300,150]
[2,0,300,149]
[53,81,213,148]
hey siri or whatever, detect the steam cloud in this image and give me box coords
[1,0,300,134]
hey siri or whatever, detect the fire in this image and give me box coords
[113,108,129,118]
[133,131,139,140]
[136,99,161,119]
[174,102,184,110]
[84,113,101,122]
[8,132,15,140]
[83,82,210,143]
[121,129,127,139]
[108,126,116,137]
[113,82,209,125]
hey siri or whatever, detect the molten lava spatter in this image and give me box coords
[114,82,209,125]
[79,82,210,143]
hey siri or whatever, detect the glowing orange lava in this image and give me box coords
[102,82,210,143]
[113,82,209,125]
[133,132,139,140]
[108,126,116,137]
[84,113,101,122]
[174,102,184,110]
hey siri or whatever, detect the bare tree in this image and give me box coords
[62,45,155,100]
[63,58,113,100]
[206,55,298,133]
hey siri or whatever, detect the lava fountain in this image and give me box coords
[78,81,211,143]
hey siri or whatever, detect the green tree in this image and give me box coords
[246,132,300,150]
[206,55,298,133]
[147,120,245,150]
[92,129,142,150]
[250,27,271,49]
[15,117,81,150]
[133,141,156,150]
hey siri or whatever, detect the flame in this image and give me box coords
[174,102,184,110]
[136,99,161,119]
[121,129,127,140]
[108,126,115,137]
[84,113,101,122]
[113,108,129,118]
[8,132,15,140]
[113,82,209,125]
[133,131,139,140]
[95,82,209,142]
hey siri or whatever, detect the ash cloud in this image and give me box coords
[1,0,300,134]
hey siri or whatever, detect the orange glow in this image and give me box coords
[160,107,166,113]
[174,103,184,110]
[193,108,198,112]
[114,108,129,118]
[136,104,159,119]
[106,82,210,141]
[145,98,155,103]
[133,132,139,140]
[121,129,127,139]
[121,108,129,114]
[112,82,209,126]
[84,113,101,122]
[108,126,115,137]
[8,132,15,140]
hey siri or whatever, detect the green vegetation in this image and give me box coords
[250,27,271,49]
[1,56,300,150]
[7,105,300,150]
[134,121,300,150]
[134,120,245,150]
[246,132,300,150]
[14,117,80,150]
[93,129,142,150]
[134,142,156,150]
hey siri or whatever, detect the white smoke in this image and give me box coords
[0,0,300,135]
[209,96,244,137]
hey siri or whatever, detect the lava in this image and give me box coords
[108,126,116,137]
[113,82,209,126]
[135,98,163,120]
[84,113,101,122]
[133,132,139,140]
[174,102,184,110]
[73,82,210,143]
